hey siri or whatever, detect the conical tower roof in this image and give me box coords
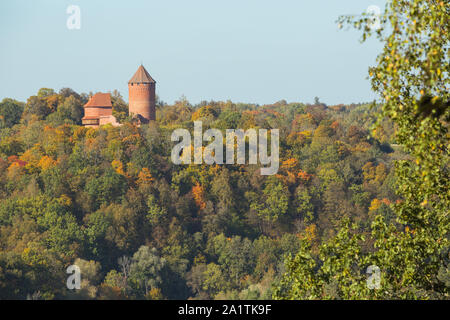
[128,64,156,84]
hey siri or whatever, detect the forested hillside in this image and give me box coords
[0,90,403,299]
[1,0,448,301]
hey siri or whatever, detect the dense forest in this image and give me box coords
[1,0,448,300]
[0,90,403,299]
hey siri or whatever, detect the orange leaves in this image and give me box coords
[276,171,297,186]
[137,167,154,184]
[276,158,312,186]
[281,158,298,169]
[192,183,206,210]
[297,170,312,182]
[44,94,62,113]
[6,156,27,179]
[330,120,340,130]
[264,109,284,118]
[7,155,27,167]
[7,161,23,179]
[276,158,299,185]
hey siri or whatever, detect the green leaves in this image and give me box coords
[0,98,24,129]
[278,0,449,299]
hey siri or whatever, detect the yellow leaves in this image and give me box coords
[73,126,87,141]
[85,127,98,139]
[19,146,43,173]
[405,226,416,235]
[191,105,216,121]
[363,162,387,185]
[305,224,318,242]
[369,198,382,212]
[431,96,440,104]
[21,246,47,267]
[369,198,390,212]
[38,155,56,171]
[299,130,312,137]
[288,130,312,146]
[58,194,72,206]
[111,159,126,176]
[296,224,318,243]
[352,141,371,153]
[420,199,428,206]
[122,133,141,144]
[147,288,163,300]
[193,254,206,265]
[362,162,375,181]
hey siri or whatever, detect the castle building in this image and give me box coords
[128,64,156,122]
[82,65,155,127]
[82,92,119,128]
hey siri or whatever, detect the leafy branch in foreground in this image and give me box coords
[276,0,449,299]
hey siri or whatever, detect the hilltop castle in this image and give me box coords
[82,65,156,127]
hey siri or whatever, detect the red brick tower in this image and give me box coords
[128,65,156,122]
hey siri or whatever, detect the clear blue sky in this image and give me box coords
[0,0,386,105]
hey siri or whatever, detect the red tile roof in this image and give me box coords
[128,65,156,84]
[84,93,112,108]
